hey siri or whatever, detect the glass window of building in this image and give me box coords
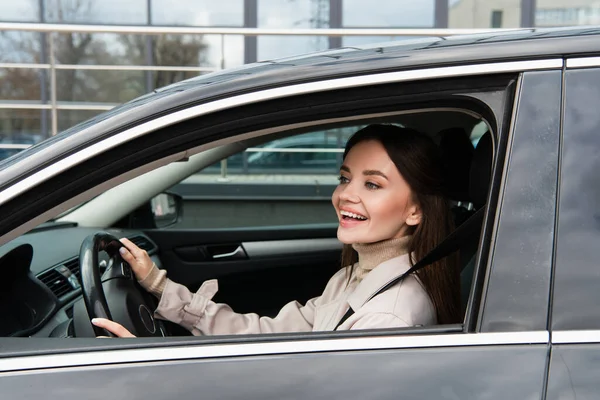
[535,1,600,27]
[52,33,148,66]
[0,32,42,63]
[342,35,428,47]
[0,2,40,22]
[258,0,329,60]
[151,34,244,69]
[0,109,48,148]
[150,0,244,26]
[43,0,147,24]
[343,0,434,27]
[448,0,521,28]
[0,68,47,102]
[55,69,146,103]
[258,36,329,61]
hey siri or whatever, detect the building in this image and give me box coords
[0,0,593,144]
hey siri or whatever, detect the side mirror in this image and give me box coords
[150,192,183,228]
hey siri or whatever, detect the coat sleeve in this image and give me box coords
[154,278,319,335]
[347,312,410,330]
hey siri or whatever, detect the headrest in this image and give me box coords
[437,127,474,201]
[469,132,493,209]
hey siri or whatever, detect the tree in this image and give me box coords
[118,34,208,90]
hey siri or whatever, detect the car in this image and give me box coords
[1,27,599,399]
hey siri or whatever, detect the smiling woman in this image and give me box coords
[93,123,458,337]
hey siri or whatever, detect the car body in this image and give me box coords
[1,28,600,399]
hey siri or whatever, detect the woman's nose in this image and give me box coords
[339,183,360,202]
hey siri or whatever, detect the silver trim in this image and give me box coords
[244,238,342,258]
[0,331,548,372]
[0,59,562,207]
[552,330,600,344]
[566,57,600,69]
[212,246,246,260]
[138,305,156,334]
[0,144,31,150]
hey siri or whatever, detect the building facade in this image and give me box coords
[0,0,594,144]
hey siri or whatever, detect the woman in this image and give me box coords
[93,124,460,337]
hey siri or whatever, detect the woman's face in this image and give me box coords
[332,139,422,244]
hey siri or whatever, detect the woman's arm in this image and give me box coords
[95,238,319,337]
[155,277,317,335]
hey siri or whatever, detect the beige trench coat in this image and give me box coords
[154,253,436,335]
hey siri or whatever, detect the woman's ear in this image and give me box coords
[405,204,422,226]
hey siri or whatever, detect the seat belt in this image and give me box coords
[334,206,485,330]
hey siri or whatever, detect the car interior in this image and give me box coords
[0,108,493,339]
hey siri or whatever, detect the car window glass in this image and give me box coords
[166,116,485,230]
[170,128,358,229]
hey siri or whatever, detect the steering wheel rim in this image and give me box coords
[79,232,160,337]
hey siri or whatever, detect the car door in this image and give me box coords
[0,61,560,399]
[546,61,600,399]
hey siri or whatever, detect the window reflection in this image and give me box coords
[55,69,146,103]
[342,35,422,47]
[258,0,329,61]
[0,68,47,101]
[0,32,42,63]
[43,0,147,24]
[449,0,521,28]
[150,0,243,26]
[152,34,244,70]
[51,33,148,66]
[0,109,48,150]
[202,127,358,176]
[536,1,600,27]
[258,36,328,61]
[259,0,329,28]
[343,0,434,27]
[0,2,39,22]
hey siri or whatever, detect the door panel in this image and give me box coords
[146,225,341,317]
[479,70,561,332]
[0,345,548,400]
[546,344,600,399]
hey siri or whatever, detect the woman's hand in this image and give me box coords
[92,318,136,338]
[119,237,154,281]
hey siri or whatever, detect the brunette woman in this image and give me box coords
[93,124,460,337]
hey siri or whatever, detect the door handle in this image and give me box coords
[211,245,247,260]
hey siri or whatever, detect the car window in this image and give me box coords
[166,116,485,230]
[169,128,359,229]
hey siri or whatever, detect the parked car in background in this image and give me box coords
[1,28,600,399]
[0,146,24,161]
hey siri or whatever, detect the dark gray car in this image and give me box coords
[0,28,598,399]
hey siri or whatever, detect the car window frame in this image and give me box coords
[0,61,560,364]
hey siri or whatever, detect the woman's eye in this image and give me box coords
[366,182,380,190]
[338,175,350,184]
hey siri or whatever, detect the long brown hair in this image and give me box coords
[340,124,460,324]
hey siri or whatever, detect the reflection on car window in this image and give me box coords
[201,128,357,175]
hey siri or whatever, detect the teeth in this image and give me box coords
[340,210,367,220]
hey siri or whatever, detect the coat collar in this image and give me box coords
[346,253,413,311]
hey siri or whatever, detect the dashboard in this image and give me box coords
[0,224,160,337]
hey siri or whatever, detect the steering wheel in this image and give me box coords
[73,232,165,337]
